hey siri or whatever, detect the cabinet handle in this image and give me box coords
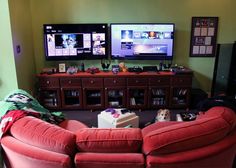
[90,80,94,84]
[46,81,50,84]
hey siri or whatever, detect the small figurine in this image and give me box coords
[119,62,127,72]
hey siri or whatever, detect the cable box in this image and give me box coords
[143,66,158,72]
[128,67,143,73]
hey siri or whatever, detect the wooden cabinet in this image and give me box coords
[127,78,148,109]
[39,77,60,88]
[104,78,126,108]
[148,77,170,108]
[170,75,192,108]
[38,77,61,109]
[37,71,193,110]
[82,78,104,110]
[60,78,82,109]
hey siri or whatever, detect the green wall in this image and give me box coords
[30,0,236,93]
[0,0,36,99]
[0,0,18,99]
[8,0,36,95]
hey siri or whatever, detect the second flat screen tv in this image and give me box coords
[111,23,175,60]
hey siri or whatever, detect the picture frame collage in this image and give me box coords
[190,17,219,57]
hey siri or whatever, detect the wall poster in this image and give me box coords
[190,17,219,57]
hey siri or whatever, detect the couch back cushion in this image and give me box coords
[142,107,236,155]
[10,116,76,156]
[76,128,143,153]
[197,106,236,131]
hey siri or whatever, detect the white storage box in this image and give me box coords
[97,109,139,128]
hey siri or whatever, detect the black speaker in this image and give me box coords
[190,88,208,109]
[211,42,236,97]
[227,41,236,96]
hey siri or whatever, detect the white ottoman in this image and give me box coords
[97,109,139,128]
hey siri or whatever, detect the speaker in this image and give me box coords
[211,42,236,97]
[227,42,236,96]
[190,88,208,109]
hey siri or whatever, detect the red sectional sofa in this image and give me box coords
[1,106,236,168]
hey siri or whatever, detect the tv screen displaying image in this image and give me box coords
[111,23,175,60]
[43,24,108,60]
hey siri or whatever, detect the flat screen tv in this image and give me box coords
[111,23,175,60]
[43,24,108,60]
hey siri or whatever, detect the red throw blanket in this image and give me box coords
[0,110,40,139]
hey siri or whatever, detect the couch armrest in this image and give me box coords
[1,135,72,168]
[142,115,232,155]
[146,129,236,168]
[10,116,76,156]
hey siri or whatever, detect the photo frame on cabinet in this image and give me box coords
[190,17,219,57]
[58,63,66,73]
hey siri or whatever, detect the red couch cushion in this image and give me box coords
[10,116,76,156]
[142,121,181,137]
[145,129,236,167]
[74,153,145,168]
[142,107,236,155]
[197,106,236,130]
[76,128,142,153]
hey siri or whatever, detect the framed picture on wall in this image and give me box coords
[190,17,219,57]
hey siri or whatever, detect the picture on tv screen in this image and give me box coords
[111,23,175,60]
[43,24,108,60]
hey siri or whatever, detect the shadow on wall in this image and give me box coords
[192,71,212,94]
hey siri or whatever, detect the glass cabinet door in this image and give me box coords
[61,88,82,109]
[105,88,126,108]
[39,88,61,109]
[127,87,148,109]
[149,87,169,108]
[83,88,104,109]
[170,87,190,108]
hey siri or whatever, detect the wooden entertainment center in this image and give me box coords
[37,71,193,110]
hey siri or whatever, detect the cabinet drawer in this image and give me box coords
[104,78,126,87]
[39,77,59,88]
[172,76,192,86]
[149,77,170,86]
[60,78,81,87]
[82,78,103,87]
[127,78,148,86]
